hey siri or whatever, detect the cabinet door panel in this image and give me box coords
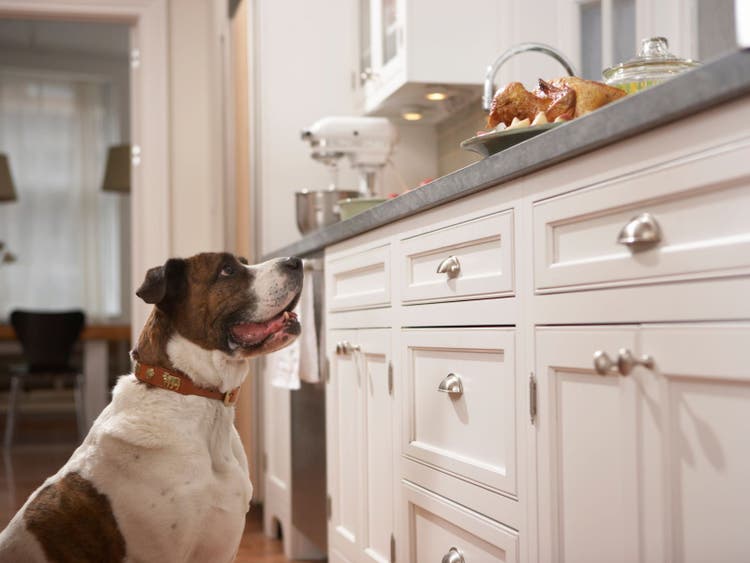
[327,329,362,561]
[642,324,750,563]
[359,329,394,563]
[327,244,390,312]
[402,328,516,495]
[537,324,750,563]
[536,327,640,563]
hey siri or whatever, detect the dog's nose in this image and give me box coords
[280,257,302,271]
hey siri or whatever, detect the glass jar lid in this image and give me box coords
[603,37,700,83]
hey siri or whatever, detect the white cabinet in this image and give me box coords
[400,209,514,304]
[401,481,519,563]
[355,0,504,118]
[401,328,517,496]
[535,324,750,563]
[535,326,642,563]
[327,328,397,563]
[327,244,391,312]
[323,96,750,563]
[532,139,750,292]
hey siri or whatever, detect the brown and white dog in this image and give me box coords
[0,252,303,563]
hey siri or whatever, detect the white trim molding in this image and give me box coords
[0,0,171,340]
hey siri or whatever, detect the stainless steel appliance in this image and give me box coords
[290,255,326,554]
[295,189,359,235]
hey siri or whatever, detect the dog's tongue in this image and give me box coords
[231,312,294,345]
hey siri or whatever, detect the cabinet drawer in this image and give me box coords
[403,481,518,563]
[401,329,516,495]
[400,210,514,304]
[326,244,390,311]
[533,140,750,291]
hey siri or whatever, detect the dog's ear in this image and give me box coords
[136,258,186,306]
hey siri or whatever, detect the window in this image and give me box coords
[0,69,124,319]
[579,0,636,80]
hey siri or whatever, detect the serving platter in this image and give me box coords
[460,122,561,158]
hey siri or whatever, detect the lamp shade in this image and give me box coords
[0,154,17,202]
[102,144,131,193]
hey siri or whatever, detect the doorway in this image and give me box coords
[0,0,170,341]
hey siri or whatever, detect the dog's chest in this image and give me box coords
[88,385,253,562]
[106,436,252,563]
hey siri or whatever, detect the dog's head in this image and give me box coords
[135,252,303,360]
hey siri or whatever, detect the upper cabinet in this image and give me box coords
[354,0,505,123]
[353,0,740,125]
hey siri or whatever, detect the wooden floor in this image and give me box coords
[0,411,314,562]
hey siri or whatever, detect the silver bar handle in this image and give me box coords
[437,373,464,396]
[436,255,461,278]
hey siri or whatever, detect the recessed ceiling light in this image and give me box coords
[401,108,423,121]
[425,91,447,101]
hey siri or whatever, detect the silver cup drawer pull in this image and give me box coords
[436,255,461,278]
[437,373,464,396]
[442,547,465,563]
[617,212,662,249]
[593,349,654,376]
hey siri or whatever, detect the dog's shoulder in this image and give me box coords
[25,472,126,562]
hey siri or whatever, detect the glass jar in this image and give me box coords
[602,37,700,94]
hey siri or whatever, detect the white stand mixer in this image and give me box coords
[301,116,397,197]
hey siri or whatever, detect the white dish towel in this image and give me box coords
[269,269,319,389]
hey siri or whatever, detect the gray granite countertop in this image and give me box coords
[264,49,750,260]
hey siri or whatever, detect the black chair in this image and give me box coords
[4,310,86,448]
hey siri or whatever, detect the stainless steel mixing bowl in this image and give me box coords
[295,189,360,234]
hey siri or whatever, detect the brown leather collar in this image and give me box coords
[134,362,240,406]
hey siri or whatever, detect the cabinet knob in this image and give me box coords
[437,373,464,396]
[337,340,360,355]
[436,255,461,278]
[442,547,465,563]
[617,212,662,249]
[593,350,618,375]
[617,348,654,376]
[594,349,654,376]
[360,67,377,81]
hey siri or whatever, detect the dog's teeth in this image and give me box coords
[228,339,239,351]
[283,311,290,321]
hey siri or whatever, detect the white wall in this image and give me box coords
[252,1,439,257]
[254,0,356,257]
[167,0,227,258]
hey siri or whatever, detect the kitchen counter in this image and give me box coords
[264,49,750,260]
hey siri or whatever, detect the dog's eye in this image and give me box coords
[220,264,235,277]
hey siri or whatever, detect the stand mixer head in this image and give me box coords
[301,116,397,196]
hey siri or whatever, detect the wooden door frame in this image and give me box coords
[0,0,170,339]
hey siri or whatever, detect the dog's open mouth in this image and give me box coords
[229,309,299,350]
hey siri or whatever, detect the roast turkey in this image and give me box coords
[487,76,626,129]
